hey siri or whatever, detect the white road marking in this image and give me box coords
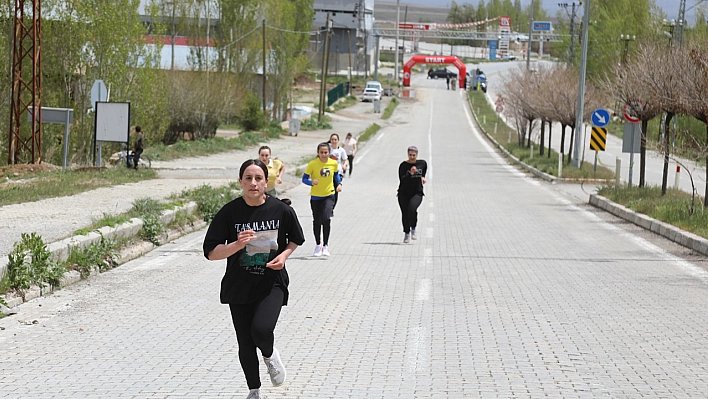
[406,325,428,373]
[416,278,431,301]
[429,213,435,222]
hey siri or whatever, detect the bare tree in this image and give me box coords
[602,45,662,187]
[687,43,708,206]
[633,42,693,195]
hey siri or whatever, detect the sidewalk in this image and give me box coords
[0,99,389,266]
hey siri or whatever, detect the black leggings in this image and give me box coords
[228,286,284,390]
[311,196,334,246]
[347,155,355,175]
[398,194,423,234]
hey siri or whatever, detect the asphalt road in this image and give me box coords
[2,74,708,398]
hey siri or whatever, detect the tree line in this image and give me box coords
[0,0,313,167]
[503,38,708,209]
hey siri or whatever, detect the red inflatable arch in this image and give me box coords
[403,55,466,89]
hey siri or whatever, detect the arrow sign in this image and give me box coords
[591,108,610,128]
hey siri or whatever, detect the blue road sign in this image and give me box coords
[591,108,610,128]
[533,22,552,31]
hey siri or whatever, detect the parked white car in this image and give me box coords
[365,81,383,95]
[362,88,382,102]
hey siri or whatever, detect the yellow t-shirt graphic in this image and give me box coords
[305,158,339,197]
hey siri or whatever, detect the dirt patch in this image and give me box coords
[0,163,60,179]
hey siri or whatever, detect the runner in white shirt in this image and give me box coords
[342,133,357,177]
[329,133,349,216]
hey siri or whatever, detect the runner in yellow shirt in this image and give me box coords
[258,146,285,198]
[302,142,342,257]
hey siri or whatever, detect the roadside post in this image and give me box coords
[590,108,609,177]
[622,100,643,187]
[616,157,621,189]
[495,95,504,135]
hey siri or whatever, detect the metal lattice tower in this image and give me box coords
[8,0,42,165]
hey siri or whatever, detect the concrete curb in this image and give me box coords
[466,94,613,186]
[1,202,204,309]
[589,194,708,256]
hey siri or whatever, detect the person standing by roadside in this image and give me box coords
[445,75,450,90]
[258,146,285,198]
[302,142,342,257]
[342,133,357,177]
[203,159,305,399]
[132,126,144,169]
[397,146,427,243]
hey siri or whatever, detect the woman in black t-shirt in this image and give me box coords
[397,146,427,244]
[203,159,305,399]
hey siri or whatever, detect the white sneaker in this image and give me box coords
[322,245,331,256]
[313,245,323,257]
[411,229,417,240]
[246,389,261,399]
[263,347,286,386]
[403,233,410,243]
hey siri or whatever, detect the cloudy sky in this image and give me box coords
[384,0,704,25]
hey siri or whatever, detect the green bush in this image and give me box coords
[264,121,284,138]
[382,97,399,120]
[6,233,65,297]
[130,198,166,246]
[240,92,265,132]
[179,183,239,222]
[141,214,165,246]
[300,116,333,131]
[359,123,381,142]
[66,234,118,277]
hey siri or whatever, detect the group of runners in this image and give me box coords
[202,137,427,399]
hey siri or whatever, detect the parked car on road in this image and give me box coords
[502,53,517,61]
[365,81,383,95]
[428,68,457,79]
[362,87,382,102]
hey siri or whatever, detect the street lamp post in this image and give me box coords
[619,34,636,65]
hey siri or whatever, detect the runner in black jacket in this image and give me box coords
[397,146,427,243]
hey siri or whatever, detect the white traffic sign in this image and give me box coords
[623,99,643,123]
[90,80,108,109]
[496,104,504,113]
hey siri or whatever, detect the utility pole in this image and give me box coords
[374,34,380,81]
[171,1,176,71]
[558,2,580,65]
[678,0,686,49]
[526,0,534,70]
[572,0,590,168]
[394,0,400,85]
[401,5,408,70]
[620,34,636,65]
[262,18,267,120]
[318,13,332,121]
